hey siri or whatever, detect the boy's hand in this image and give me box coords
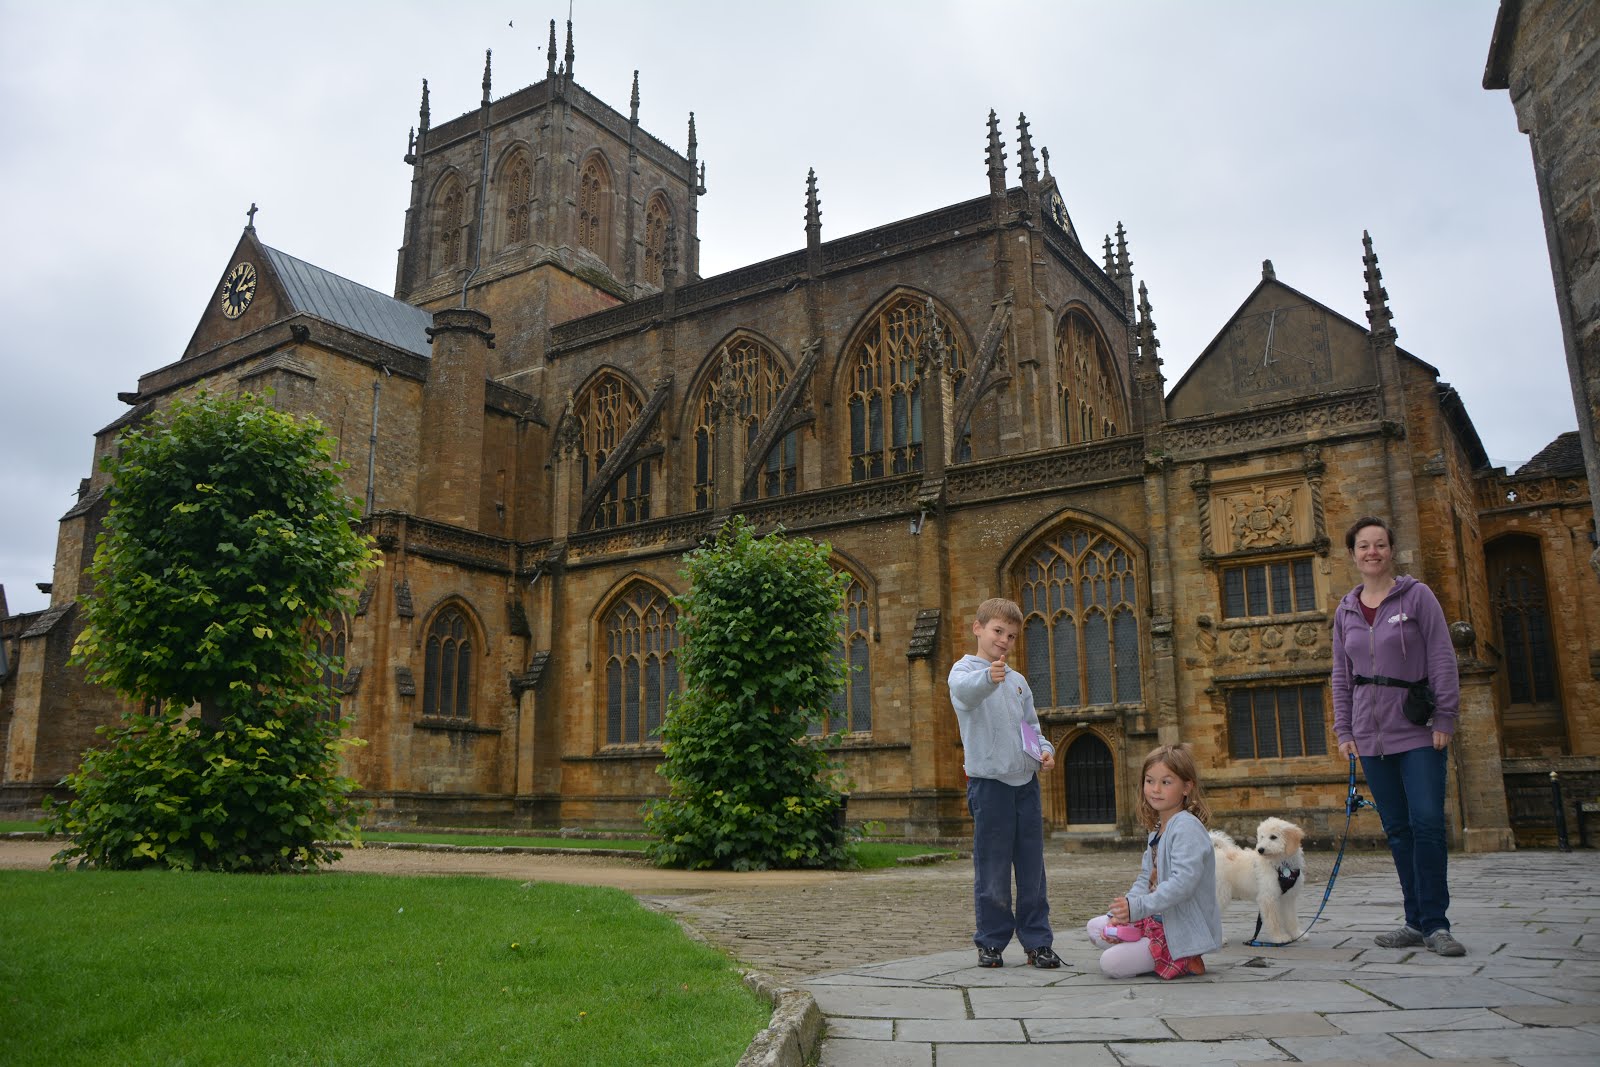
[988,656,1007,683]
[1039,748,1055,772]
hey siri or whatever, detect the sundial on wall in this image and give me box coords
[1228,303,1332,395]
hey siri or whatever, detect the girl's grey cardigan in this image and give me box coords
[1124,809,1225,960]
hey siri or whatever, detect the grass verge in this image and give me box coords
[0,869,768,1067]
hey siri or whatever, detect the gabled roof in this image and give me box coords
[261,244,433,357]
[1515,430,1585,476]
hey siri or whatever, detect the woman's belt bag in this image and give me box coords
[1352,673,1436,727]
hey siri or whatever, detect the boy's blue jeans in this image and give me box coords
[967,775,1052,952]
[1360,745,1451,934]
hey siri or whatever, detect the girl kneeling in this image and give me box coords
[1087,744,1222,978]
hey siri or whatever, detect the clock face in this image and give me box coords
[220,261,258,320]
[1048,191,1071,233]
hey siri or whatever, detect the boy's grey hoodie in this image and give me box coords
[948,654,1052,787]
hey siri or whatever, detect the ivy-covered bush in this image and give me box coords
[47,701,363,872]
[46,389,374,871]
[644,516,850,871]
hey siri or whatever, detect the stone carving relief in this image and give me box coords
[1227,484,1297,550]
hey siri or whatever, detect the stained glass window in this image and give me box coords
[422,606,473,719]
[1016,526,1140,708]
[603,584,679,745]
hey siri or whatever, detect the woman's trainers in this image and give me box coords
[1424,930,1466,957]
[1373,925,1425,948]
[1026,945,1062,969]
[977,945,1004,968]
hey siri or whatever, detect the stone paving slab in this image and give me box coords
[801,851,1600,1065]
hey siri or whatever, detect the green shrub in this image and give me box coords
[645,517,850,870]
[46,702,364,872]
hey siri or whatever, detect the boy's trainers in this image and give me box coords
[977,945,1004,968]
[1026,945,1062,969]
[1373,925,1425,948]
[1424,929,1466,957]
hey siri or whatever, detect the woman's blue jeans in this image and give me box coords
[1360,745,1451,934]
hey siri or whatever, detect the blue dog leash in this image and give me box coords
[1245,755,1374,948]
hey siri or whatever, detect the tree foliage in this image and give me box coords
[48,389,375,871]
[644,516,850,870]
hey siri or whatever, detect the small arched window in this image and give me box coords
[643,194,670,286]
[812,571,872,736]
[578,155,612,264]
[422,605,474,719]
[309,612,348,722]
[1016,525,1141,709]
[603,583,680,745]
[503,155,532,246]
[846,296,968,481]
[577,371,651,529]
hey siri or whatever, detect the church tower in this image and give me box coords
[393,21,703,382]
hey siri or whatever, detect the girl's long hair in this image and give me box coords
[1135,743,1212,830]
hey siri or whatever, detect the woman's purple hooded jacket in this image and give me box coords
[1331,574,1459,758]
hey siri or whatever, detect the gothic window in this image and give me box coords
[502,155,532,247]
[691,337,795,510]
[813,572,872,736]
[308,612,348,722]
[846,296,968,481]
[1490,539,1558,706]
[1056,310,1126,444]
[1227,685,1328,759]
[578,155,612,264]
[577,371,652,529]
[422,605,475,720]
[434,177,465,274]
[643,193,670,286]
[1016,525,1141,709]
[1221,557,1317,618]
[603,583,680,745]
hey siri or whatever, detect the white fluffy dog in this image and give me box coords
[1211,817,1308,943]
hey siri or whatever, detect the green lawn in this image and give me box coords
[0,869,768,1066]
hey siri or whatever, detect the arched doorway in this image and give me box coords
[1063,734,1116,825]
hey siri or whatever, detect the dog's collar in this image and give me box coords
[1277,862,1302,894]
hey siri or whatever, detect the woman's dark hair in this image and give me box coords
[1344,516,1396,553]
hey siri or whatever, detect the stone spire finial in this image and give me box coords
[1362,230,1395,338]
[805,168,821,232]
[1137,281,1161,366]
[481,49,492,106]
[630,70,639,123]
[547,20,557,77]
[1041,145,1052,182]
[1114,222,1132,278]
[1017,113,1038,187]
[564,19,575,78]
[696,160,707,196]
[418,78,431,133]
[1103,234,1115,273]
[986,109,1007,196]
[687,112,698,160]
[1262,259,1276,281]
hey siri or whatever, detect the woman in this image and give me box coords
[1331,516,1465,957]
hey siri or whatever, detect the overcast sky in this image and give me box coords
[0,0,1569,617]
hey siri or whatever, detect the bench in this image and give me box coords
[1579,800,1600,849]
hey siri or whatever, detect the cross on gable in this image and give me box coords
[1506,489,1518,503]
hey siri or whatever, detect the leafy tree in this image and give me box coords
[644,516,850,870]
[47,388,375,872]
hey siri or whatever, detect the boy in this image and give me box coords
[948,597,1061,968]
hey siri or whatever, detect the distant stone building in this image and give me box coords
[3,24,1594,846]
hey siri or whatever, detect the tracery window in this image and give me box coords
[578,155,611,263]
[813,573,872,735]
[1227,685,1328,759]
[603,583,680,745]
[422,605,474,720]
[503,155,532,246]
[847,297,968,481]
[1491,540,1558,706]
[435,178,464,273]
[643,194,670,286]
[1017,525,1141,708]
[1056,310,1125,444]
[577,371,652,529]
[691,337,796,510]
[1222,557,1316,618]
[309,612,347,722]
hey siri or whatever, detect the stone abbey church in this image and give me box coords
[3,26,1597,847]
